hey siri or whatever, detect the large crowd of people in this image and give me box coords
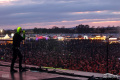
[0,39,120,75]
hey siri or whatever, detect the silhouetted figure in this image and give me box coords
[10,72,15,80]
[10,71,23,80]
[10,27,25,72]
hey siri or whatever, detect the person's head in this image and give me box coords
[17,27,22,34]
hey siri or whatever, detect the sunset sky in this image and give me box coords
[0,0,120,29]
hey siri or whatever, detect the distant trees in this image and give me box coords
[33,27,38,34]
[3,24,120,34]
[33,26,74,33]
[75,24,90,33]
[32,24,120,34]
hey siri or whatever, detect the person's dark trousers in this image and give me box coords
[11,48,23,71]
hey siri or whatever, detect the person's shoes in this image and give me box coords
[10,69,18,73]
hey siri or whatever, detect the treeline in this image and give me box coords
[2,24,120,34]
[33,24,120,34]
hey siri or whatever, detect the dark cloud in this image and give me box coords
[0,0,120,29]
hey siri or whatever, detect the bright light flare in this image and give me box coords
[11,33,14,37]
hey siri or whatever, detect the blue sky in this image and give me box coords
[0,0,120,29]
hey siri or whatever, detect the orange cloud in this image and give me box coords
[112,12,120,14]
[86,21,120,27]
[92,21,118,23]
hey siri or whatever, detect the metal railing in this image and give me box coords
[0,39,120,75]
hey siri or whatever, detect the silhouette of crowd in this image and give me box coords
[0,39,120,74]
